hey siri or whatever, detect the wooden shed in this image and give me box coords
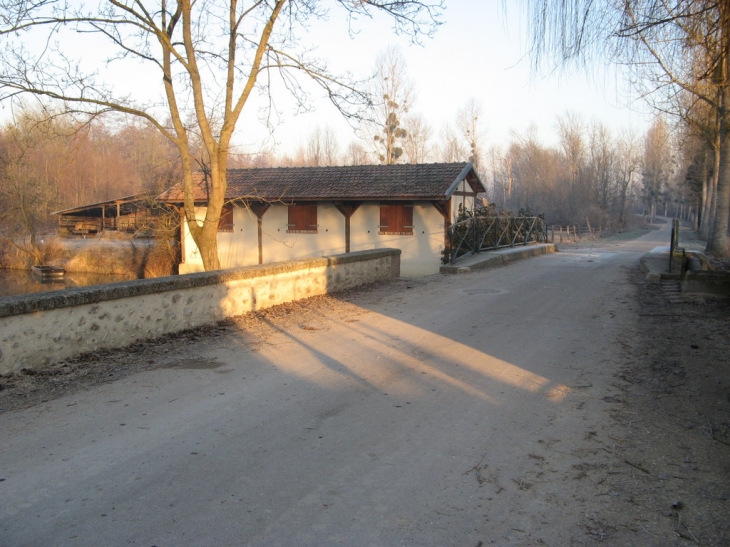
[52,194,158,236]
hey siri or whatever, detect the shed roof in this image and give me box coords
[158,162,483,203]
[51,193,153,216]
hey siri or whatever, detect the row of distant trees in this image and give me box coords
[0,98,690,255]
[0,110,183,264]
[275,111,709,238]
[525,0,729,256]
[491,115,688,234]
[0,96,712,263]
[271,46,718,240]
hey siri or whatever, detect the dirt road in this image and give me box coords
[1,222,728,546]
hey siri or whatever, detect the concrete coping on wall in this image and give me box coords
[439,243,556,274]
[0,248,401,318]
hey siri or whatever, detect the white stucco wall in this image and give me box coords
[349,202,446,276]
[181,207,207,269]
[181,201,453,276]
[217,205,259,268]
[261,202,346,263]
[451,179,476,219]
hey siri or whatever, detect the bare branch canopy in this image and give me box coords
[0,0,444,269]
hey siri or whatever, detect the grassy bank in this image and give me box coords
[0,233,177,278]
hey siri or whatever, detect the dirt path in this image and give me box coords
[601,267,730,546]
[0,224,728,546]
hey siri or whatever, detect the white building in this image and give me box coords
[159,162,485,276]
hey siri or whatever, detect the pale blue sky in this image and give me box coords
[237,1,653,158]
[2,1,653,158]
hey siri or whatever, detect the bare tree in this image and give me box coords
[556,111,586,185]
[0,108,59,265]
[506,124,565,218]
[669,89,721,239]
[680,137,711,229]
[615,130,642,229]
[368,46,416,164]
[525,0,730,256]
[343,140,371,166]
[456,98,486,175]
[0,0,443,270]
[305,126,340,166]
[487,145,510,207]
[305,133,323,167]
[116,121,182,195]
[642,117,674,223]
[402,114,433,163]
[586,121,617,213]
[437,123,467,163]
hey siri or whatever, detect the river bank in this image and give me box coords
[0,232,177,296]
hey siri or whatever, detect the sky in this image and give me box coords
[2,0,655,160]
[232,1,655,159]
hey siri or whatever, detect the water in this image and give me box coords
[0,269,134,298]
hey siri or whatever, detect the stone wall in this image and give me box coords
[0,249,401,374]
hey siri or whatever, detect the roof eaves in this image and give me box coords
[51,193,153,215]
[443,162,474,198]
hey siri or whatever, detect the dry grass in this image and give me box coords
[1,232,176,278]
[0,236,68,269]
[0,244,31,270]
[38,237,67,263]
[64,238,176,278]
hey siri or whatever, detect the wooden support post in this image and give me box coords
[249,202,271,265]
[333,201,362,253]
[431,199,451,263]
[179,206,186,265]
[258,217,263,264]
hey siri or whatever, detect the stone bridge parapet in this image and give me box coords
[0,248,400,374]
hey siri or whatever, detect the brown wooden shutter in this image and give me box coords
[402,203,414,233]
[218,205,234,232]
[288,204,318,233]
[379,203,413,235]
[379,204,394,233]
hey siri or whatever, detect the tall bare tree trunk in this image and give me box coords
[618,186,627,229]
[186,161,226,272]
[699,155,710,237]
[707,78,730,257]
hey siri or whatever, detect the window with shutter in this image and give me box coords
[287,204,318,233]
[379,202,413,235]
[218,205,234,232]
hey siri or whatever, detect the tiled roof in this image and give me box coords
[158,162,482,202]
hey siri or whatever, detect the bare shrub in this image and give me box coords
[65,238,175,279]
[37,237,66,263]
[0,243,31,269]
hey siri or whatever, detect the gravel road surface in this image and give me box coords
[1,221,728,546]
